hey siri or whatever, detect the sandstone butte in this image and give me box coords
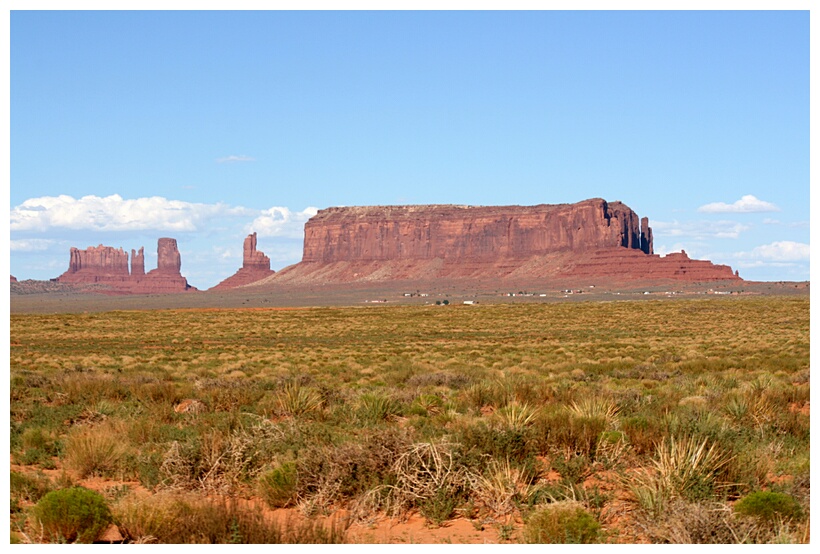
[210,232,276,290]
[55,238,195,294]
[262,198,741,286]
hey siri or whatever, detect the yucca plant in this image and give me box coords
[413,393,444,416]
[651,435,735,502]
[357,393,400,423]
[724,395,749,423]
[567,397,620,428]
[275,383,323,417]
[495,401,539,431]
[467,458,538,518]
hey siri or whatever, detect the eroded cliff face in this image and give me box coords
[266,198,740,285]
[210,232,275,290]
[303,199,651,263]
[57,238,194,293]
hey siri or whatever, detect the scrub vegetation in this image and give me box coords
[9,296,810,543]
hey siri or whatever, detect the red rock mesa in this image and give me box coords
[210,232,276,290]
[269,198,740,285]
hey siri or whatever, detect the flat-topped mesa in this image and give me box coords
[269,198,741,285]
[210,232,276,290]
[303,199,651,263]
[56,238,194,293]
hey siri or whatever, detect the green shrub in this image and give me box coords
[522,502,603,544]
[457,423,532,466]
[32,487,113,543]
[419,487,461,526]
[259,462,298,508]
[733,491,803,522]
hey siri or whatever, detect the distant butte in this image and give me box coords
[56,238,195,293]
[210,232,276,290]
[262,198,740,286]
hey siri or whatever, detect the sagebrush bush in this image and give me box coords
[733,491,803,522]
[32,487,112,543]
[522,502,603,544]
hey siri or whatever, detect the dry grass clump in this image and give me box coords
[62,423,128,479]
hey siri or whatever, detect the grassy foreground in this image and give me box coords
[10,297,810,543]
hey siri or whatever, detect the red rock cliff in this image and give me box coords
[303,199,650,262]
[268,198,740,285]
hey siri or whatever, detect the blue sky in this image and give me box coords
[8,9,810,288]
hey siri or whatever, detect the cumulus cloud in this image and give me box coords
[737,241,810,262]
[10,194,250,233]
[248,207,319,239]
[216,155,255,163]
[697,195,780,214]
[651,219,751,240]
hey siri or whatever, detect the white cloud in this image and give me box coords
[249,206,318,239]
[762,218,809,228]
[738,241,810,262]
[651,219,751,240]
[9,238,58,251]
[697,195,780,214]
[216,155,255,163]
[10,194,250,233]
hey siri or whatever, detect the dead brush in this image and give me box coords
[387,440,467,519]
[160,419,280,493]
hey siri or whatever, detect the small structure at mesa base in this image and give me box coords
[210,232,276,290]
[56,237,195,293]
